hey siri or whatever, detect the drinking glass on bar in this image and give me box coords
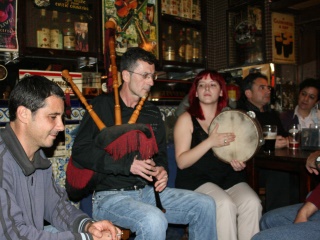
[263,125,277,153]
[288,124,301,149]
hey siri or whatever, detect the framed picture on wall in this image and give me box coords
[103,0,158,58]
[271,12,296,64]
[227,2,265,67]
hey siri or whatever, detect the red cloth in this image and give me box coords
[306,183,320,209]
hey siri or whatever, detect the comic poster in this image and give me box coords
[0,0,18,51]
[103,0,158,57]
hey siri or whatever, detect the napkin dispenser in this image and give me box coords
[300,128,320,150]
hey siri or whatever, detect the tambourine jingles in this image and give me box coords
[208,110,264,163]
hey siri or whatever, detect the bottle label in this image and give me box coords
[179,45,185,59]
[192,48,199,61]
[228,90,237,101]
[165,50,175,61]
[50,30,63,49]
[64,35,75,50]
[185,44,192,61]
[37,28,50,48]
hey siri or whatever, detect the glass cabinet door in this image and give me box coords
[19,0,102,60]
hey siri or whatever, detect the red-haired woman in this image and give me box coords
[174,70,262,240]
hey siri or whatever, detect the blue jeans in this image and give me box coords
[92,185,217,240]
[252,203,320,240]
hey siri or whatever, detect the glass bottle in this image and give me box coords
[50,11,63,49]
[75,14,89,52]
[63,12,75,51]
[178,28,186,62]
[37,9,50,48]
[192,30,200,63]
[184,28,192,62]
[164,25,175,61]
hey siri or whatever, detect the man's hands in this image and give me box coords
[86,220,122,240]
[294,202,318,223]
[130,157,168,192]
[306,150,320,175]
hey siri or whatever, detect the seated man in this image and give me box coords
[70,47,217,239]
[237,72,298,211]
[0,75,121,239]
[252,150,320,240]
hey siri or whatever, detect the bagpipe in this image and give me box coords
[63,20,165,212]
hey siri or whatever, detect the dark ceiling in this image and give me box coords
[270,0,320,25]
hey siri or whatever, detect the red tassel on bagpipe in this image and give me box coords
[105,124,158,160]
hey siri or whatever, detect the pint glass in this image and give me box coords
[263,125,277,153]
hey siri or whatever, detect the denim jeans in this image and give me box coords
[92,185,217,240]
[252,203,320,240]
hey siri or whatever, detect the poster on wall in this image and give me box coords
[34,0,90,13]
[103,0,158,57]
[271,12,295,64]
[0,0,18,51]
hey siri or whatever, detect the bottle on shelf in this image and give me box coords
[164,25,175,61]
[192,30,201,63]
[50,11,63,49]
[184,28,192,62]
[75,14,89,52]
[37,9,50,48]
[162,32,166,58]
[177,28,186,62]
[63,12,75,51]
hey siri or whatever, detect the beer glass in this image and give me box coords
[263,125,277,153]
[288,124,301,149]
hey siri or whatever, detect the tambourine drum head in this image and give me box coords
[208,110,262,163]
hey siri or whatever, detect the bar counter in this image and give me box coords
[246,148,320,203]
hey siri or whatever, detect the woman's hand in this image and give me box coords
[230,160,246,171]
[209,124,235,147]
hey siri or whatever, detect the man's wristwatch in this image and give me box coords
[315,156,320,170]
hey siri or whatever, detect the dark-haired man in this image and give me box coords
[0,75,121,239]
[71,47,217,239]
[238,72,296,212]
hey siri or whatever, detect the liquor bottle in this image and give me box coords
[164,25,175,61]
[63,12,75,51]
[162,33,166,58]
[50,11,63,49]
[178,28,186,62]
[37,9,50,48]
[75,14,89,52]
[184,28,192,62]
[192,30,200,63]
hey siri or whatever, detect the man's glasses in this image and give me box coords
[127,70,158,80]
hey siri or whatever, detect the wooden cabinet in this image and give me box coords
[17,0,103,71]
[158,0,206,80]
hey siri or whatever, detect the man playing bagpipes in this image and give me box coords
[68,47,217,239]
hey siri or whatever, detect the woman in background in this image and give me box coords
[174,70,262,240]
[280,78,320,131]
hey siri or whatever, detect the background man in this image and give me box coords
[237,72,296,212]
[252,150,320,240]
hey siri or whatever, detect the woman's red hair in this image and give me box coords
[187,70,228,120]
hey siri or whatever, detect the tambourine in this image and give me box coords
[208,110,264,163]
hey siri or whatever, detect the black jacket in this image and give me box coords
[71,92,168,191]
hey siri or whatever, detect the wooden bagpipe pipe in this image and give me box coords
[63,20,165,212]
